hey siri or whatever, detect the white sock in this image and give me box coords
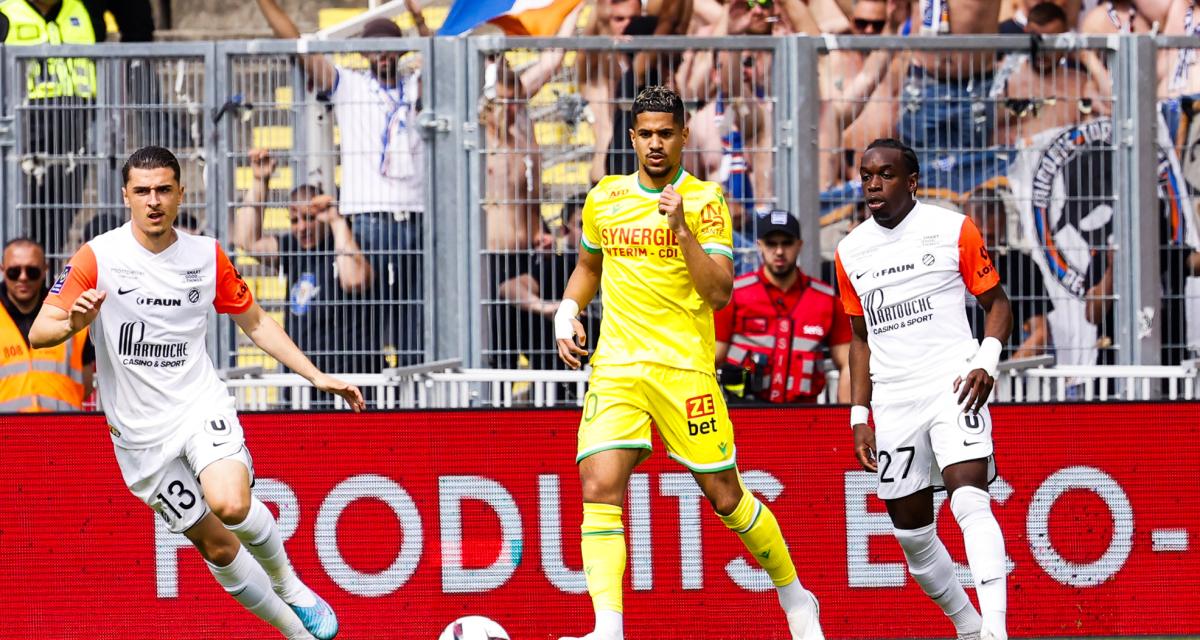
[894,524,982,637]
[226,497,315,607]
[207,546,309,639]
[951,487,1007,639]
[776,578,815,614]
[594,609,623,639]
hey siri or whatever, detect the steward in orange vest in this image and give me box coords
[0,239,92,411]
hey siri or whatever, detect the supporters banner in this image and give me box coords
[1,405,1198,639]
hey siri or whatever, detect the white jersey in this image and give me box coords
[835,202,1000,402]
[46,224,254,448]
[329,67,425,215]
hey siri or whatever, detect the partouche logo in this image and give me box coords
[686,394,718,436]
[118,321,188,367]
[862,289,934,335]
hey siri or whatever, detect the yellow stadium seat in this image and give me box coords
[236,166,293,191]
[534,121,594,147]
[274,87,294,106]
[317,6,449,31]
[542,161,590,186]
[246,276,287,301]
[253,126,294,150]
[264,207,291,231]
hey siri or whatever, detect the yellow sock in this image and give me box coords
[719,483,797,587]
[581,502,626,614]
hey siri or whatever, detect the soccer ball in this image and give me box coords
[438,616,511,640]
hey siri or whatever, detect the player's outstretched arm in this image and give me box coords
[30,289,105,349]
[848,315,877,472]
[954,283,1013,413]
[233,302,366,411]
[254,0,337,93]
[555,248,603,369]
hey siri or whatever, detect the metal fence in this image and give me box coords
[2,34,1199,407]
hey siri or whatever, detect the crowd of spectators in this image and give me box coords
[5,0,1200,408]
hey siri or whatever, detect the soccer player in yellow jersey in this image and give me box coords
[552,86,824,640]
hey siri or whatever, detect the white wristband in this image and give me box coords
[554,298,580,341]
[968,337,1003,378]
[850,405,870,428]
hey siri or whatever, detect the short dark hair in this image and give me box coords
[632,85,686,127]
[122,146,181,185]
[865,138,920,175]
[1027,2,1068,27]
[289,184,324,204]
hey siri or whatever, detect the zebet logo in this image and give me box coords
[686,394,718,435]
[119,321,189,368]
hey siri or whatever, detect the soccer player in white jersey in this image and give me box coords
[834,139,1014,640]
[29,146,364,640]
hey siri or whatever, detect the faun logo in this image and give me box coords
[873,263,914,278]
[136,297,181,307]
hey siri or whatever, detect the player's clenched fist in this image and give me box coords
[554,299,589,369]
[659,184,686,234]
[70,288,105,331]
[852,423,878,472]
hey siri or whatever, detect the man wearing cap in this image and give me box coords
[255,0,426,365]
[715,210,852,403]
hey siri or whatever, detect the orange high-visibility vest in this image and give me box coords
[0,304,87,412]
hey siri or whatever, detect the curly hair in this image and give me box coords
[632,85,686,127]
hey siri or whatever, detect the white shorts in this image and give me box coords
[871,387,996,500]
[113,410,254,534]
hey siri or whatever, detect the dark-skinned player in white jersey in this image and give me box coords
[834,139,1014,640]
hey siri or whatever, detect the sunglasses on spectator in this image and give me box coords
[4,266,42,281]
[854,18,886,31]
[747,0,774,9]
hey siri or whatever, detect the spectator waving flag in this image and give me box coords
[439,0,582,36]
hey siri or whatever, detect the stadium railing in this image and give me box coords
[208,362,1198,410]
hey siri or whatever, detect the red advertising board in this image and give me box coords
[1,404,1198,639]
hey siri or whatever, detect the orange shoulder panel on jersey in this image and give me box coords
[834,251,863,316]
[213,243,254,314]
[957,217,1001,295]
[43,244,99,311]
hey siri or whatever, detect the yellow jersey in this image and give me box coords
[581,168,734,373]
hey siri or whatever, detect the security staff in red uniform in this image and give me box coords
[715,210,852,403]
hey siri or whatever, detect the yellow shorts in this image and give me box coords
[577,362,736,473]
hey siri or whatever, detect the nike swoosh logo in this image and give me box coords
[852,271,867,280]
[963,440,983,447]
[212,441,231,448]
[117,286,140,295]
[981,577,1001,585]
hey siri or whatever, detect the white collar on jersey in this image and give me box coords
[633,166,689,198]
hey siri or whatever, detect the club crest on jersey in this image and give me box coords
[188,288,200,304]
[49,265,71,294]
